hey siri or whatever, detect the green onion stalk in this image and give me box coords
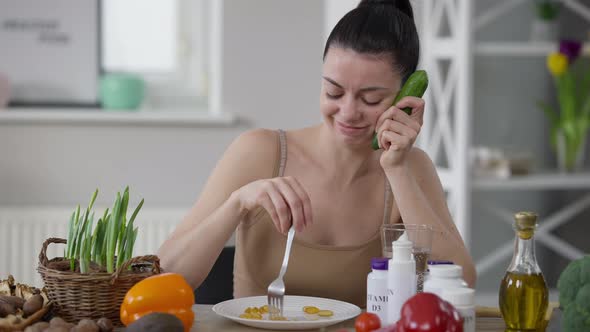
[65,187,143,273]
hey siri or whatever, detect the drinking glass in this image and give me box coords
[381,224,433,292]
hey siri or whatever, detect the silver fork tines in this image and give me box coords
[267,225,295,320]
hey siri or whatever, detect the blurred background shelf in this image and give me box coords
[473,172,590,190]
[474,42,590,56]
[421,0,590,290]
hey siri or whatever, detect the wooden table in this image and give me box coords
[190,305,518,332]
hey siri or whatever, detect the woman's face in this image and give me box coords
[321,47,401,147]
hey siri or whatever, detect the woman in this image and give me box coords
[158,0,476,307]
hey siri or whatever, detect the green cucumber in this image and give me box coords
[371,70,429,150]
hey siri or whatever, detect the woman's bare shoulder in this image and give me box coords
[233,128,278,148]
[225,128,280,178]
[407,147,432,164]
[406,147,439,183]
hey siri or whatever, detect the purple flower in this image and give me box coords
[559,39,582,63]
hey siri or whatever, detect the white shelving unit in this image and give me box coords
[420,0,590,275]
[473,171,590,274]
[420,0,473,248]
[0,108,237,127]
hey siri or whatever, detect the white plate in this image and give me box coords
[212,295,361,330]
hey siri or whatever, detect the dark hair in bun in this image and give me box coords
[323,0,419,82]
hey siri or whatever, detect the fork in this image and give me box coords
[267,225,296,319]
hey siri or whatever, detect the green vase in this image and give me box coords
[556,129,587,173]
[100,73,145,111]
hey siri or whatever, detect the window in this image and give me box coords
[102,0,216,111]
[103,0,178,73]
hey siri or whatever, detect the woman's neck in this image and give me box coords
[310,124,380,186]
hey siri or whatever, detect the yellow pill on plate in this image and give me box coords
[250,312,263,319]
[303,306,320,314]
[317,310,334,317]
[239,313,252,319]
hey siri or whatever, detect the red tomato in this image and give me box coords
[355,312,381,332]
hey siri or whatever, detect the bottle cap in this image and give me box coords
[391,232,413,262]
[371,257,389,270]
[440,288,475,307]
[514,211,537,228]
[514,211,537,239]
[428,264,463,278]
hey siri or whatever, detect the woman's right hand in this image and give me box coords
[232,176,313,234]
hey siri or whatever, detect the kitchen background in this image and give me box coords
[0,0,589,305]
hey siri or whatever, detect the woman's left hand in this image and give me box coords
[375,96,425,171]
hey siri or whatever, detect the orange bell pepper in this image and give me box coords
[121,272,195,332]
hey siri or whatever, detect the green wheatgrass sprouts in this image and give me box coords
[65,187,143,273]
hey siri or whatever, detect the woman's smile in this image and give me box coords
[335,120,370,137]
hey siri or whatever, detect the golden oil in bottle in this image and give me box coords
[499,272,548,330]
[498,212,548,331]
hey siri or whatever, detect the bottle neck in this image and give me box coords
[508,232,541,274]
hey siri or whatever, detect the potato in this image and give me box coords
[24,321,49,332]
[0,295,25,309]
[72,318,99,332]
[49,316,72,328]
[44,327,71,332]
[96,317,114,332]
[0,302,16,318]
[23,294,43,317]
[125,312,184,332]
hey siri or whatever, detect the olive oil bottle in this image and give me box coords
[499,212,548,331]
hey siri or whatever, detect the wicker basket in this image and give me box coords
[37,238,161,326]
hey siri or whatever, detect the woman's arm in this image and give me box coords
[386,148,477,287]
[157,129,278,289]
[376,97,476,287]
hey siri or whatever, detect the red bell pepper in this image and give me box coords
[374,293,463,332]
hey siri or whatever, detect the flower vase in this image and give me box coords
[556,130,587,173]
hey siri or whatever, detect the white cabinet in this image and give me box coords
[419,0,590,275]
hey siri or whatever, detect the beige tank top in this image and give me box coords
[233,130,393,307]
